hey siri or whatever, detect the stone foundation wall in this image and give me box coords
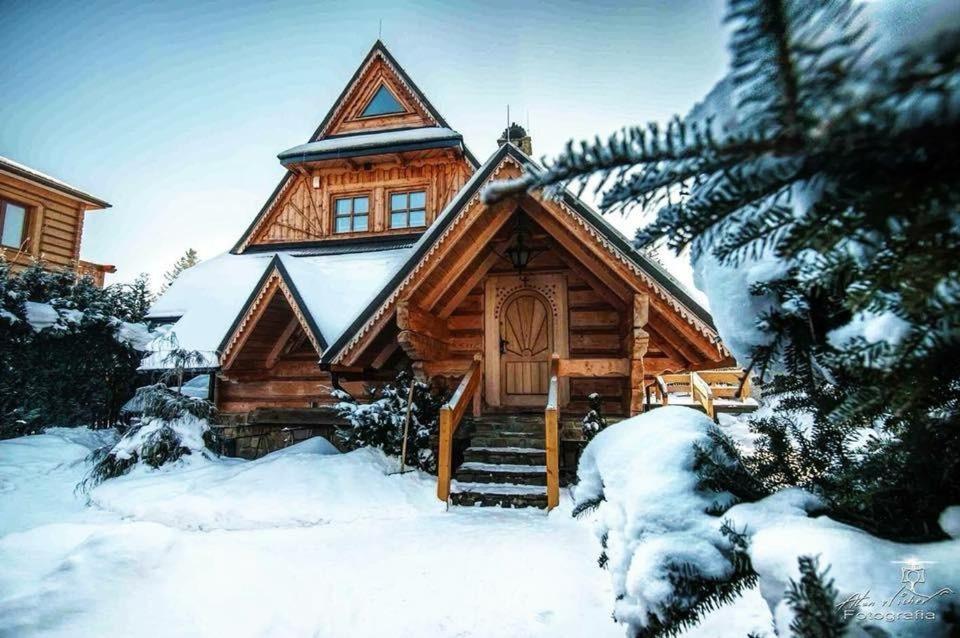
[216,407,347,459]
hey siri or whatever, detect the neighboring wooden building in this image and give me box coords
[0,156,114,286]
[146,41,749,508]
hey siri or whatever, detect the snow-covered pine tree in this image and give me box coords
[495,0,959,541]
[159,248,199,294]
[80,348,219,490]
[334,370,446,472]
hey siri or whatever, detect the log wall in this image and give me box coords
[0,170,113,285]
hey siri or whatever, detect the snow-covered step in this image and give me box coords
[458,462,547,473]
[455,461,547,486]
[450,481,548,509]
[463,446,546,466]
[469,433,545,449]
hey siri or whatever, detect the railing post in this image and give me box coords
[545,353,560,510]
[437,406,453,502]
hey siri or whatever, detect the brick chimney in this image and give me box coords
[497,123,532,156]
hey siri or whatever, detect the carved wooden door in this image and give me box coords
[500,291,553,405]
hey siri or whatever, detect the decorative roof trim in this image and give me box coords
[217,255,328,368]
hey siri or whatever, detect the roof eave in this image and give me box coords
[278,136,464,166]
[0,162,111,209]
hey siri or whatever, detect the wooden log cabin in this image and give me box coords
[145,41,745,508]
[0,155,114,287]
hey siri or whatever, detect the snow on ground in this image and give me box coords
[0,428,632,638]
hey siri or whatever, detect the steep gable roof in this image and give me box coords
[218,255,328,368]
[320,143,721,365]
[309,40,453,141]
[232,40,476,254]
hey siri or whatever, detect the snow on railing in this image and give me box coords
[437,353,483,502]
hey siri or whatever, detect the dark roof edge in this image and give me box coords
[216,255,329,357]
[0,160,111,209]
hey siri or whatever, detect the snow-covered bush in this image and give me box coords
[0,259,154,436]
[573,407,762,637]
[580,392,607,443]
[575,409,960,638]
[80,383,218,490]
[335,370,447,472]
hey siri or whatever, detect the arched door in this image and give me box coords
[499,290,553,405]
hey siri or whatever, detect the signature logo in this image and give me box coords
[836,560,954,625]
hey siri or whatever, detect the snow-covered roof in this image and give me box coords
[0,155,111,209]
[141,245,413,369]
[278,127,463,165]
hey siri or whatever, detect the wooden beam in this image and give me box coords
[397,330,449,361]
[396,300,449,341]
[436,249,501,317]
[266,317,301,369]
[370,341,400,369]
[416,200,516,310]
[421,358,473,377]
[557,358,629,377]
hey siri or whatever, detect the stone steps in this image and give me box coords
[463,446,546,465]
[455,462,548,486]
[451,415,549,509]
[469,434,546,449]
[450,481,548,508]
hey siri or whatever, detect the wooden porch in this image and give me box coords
[435,354,756,510]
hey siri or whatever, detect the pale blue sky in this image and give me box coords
[0,0,728,288]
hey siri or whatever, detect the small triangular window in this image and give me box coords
[361,85,405,117]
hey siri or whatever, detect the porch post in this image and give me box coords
[630,294,650,416]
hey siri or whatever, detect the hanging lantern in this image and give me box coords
[504,210,542,275]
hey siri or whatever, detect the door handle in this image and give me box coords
[499,337,508,354]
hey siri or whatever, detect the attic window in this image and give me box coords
[360,85,405,118]
[389,191,426,228]
[334,195,369,233]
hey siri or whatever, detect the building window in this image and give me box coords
[0,199,27,249]
[333,195,369,233]
[389,190,427,229]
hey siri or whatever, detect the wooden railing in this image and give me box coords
[545,353,561,510]
[689,371,715,420]
[437,353,483,502]
[695,369,752,400]
[652,369,753,418]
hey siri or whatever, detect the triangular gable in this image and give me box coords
[320,143,725,366]
[218,255,328,370]
[310,40,451,140]
[232,40,475,254]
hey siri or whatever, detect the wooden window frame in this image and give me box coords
[0,197,30,251]
[332,193,371,234]
[388,188,428,229]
